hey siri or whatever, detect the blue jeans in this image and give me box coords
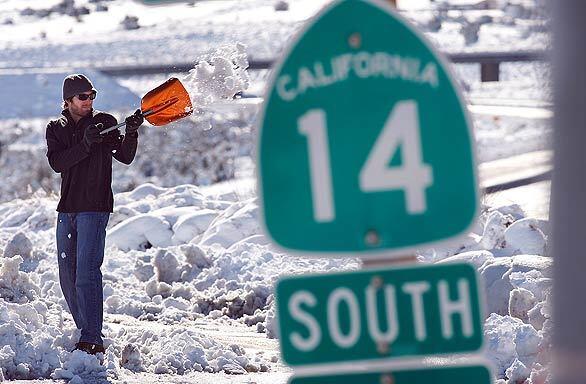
[56,212,109,345]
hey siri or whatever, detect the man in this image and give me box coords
[45,74,144,355]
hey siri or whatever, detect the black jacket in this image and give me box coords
[46,109,138,213]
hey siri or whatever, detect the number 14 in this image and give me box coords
[298,100,434,223]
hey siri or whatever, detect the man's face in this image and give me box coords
[68,91,95,117]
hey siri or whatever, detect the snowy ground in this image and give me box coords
[0,0,552,383]
[0,179,552,383]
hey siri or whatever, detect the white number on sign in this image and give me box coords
[359,100,433,214]
[299,100,433,222]
[298,110,336,222]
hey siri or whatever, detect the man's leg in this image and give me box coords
[75,212,110,345]
[56,212,84,329]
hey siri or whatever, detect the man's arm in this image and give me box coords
[45,123,90,173]
[112,133,138,165]
[112,110,141,165]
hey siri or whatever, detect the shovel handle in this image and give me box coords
[99,121,126,135]
[99,109,154,135]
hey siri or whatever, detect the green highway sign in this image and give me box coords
[257,0,478,256]
[290,364,492,384]
[276,263,483,367]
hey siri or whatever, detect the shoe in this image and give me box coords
[73,341,105,355]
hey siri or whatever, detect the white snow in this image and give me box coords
[0,178,552,383]
[184,43,251,109]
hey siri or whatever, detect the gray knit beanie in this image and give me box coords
[62,74,96,100]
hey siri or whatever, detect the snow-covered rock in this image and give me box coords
[3,232,33,259]
[479,255,551,315]
[504,218,547,255]
[0,255,40,303]
[107,214,174,251]
[197,198,260,248]
[509,287,536,323]
[172,209,218,244]
[485,313,542,380]
[438,249,494,269]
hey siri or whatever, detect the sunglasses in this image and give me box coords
[76,91,97,101]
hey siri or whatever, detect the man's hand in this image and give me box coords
[83,123,103,149]
[125,109,144,136]
[103,128,124,151]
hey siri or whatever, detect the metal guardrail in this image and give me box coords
[449,50,548,82]
[484,169,551,194]
[95,50,548,82]
[97,59,274,76]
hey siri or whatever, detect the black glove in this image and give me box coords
[125,109,144,136]
[83,123,103,149]
[102,128,124,151]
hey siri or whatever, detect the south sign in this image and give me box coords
[276,263,484,366]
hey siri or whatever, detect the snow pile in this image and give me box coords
[51,350,107,382]
[107,327,270,375]
[474,256,551,382]
[0,299,62,380]
[427,203,551,382]
[3,232,33,260]
[406,0,550,53]
[0,255,40,303]
[103,184,357,330]
[0,180,553,382]
[0,181,359,380]
[0,0,325,67]
[420,203,548,261]
[19,0,93,20]
[103,184,553,382]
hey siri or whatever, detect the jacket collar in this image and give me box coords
[61,108,96,126]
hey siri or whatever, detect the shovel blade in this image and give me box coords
[141,77,193,126]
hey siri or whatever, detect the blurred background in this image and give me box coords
[0,0,551,219]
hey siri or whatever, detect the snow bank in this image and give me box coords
[431,203,551,382]
[0,299,62,380]
[0,181,552,382]
[0,255,40,303]
[0,181,359,380]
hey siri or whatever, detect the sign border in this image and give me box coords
[275,261,488,368]
[288,359,494,384]
[256,0,481,259]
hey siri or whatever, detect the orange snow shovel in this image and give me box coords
[100,77,193,135]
